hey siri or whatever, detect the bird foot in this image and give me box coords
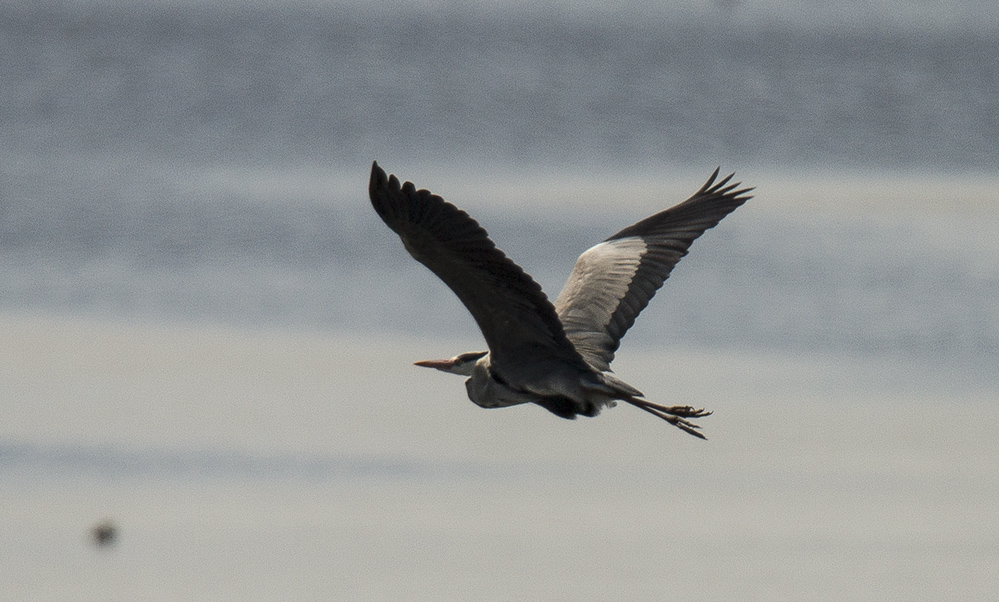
[660,405,712,419]
[625,399,712,439]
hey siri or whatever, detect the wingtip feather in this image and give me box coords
[370,160,384,184]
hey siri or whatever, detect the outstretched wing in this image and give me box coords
[554,169,753,371]
[369,162,590,379]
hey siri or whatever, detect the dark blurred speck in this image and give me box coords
[91,520,117,547]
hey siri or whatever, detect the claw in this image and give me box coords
[661,405,712,418]
[671,418,707,440]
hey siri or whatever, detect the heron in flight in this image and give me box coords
[369,162,751,438]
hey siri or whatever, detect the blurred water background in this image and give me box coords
[1,0,997,600]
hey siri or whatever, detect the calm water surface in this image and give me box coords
[2,1,997,599]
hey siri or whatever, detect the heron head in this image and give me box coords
[414,351,487,376]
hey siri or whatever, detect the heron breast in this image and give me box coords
[464,370,529,409]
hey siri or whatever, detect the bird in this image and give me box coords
[368,161,752,438]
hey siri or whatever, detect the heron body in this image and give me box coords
[369,162,752,438]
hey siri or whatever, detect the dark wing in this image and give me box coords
[369,162,590,379]
[554,169,753,371]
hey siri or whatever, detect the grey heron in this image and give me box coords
[369,161,752,438]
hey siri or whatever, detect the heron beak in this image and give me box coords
[414,358,454,371]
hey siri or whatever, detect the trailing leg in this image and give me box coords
[622,397,711,439]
